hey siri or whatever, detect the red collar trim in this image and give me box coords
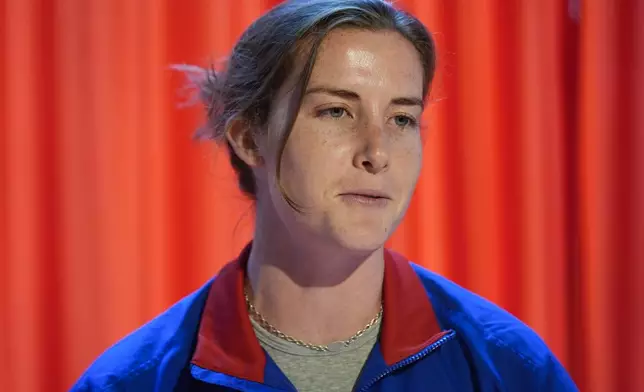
[380,249,445,365]
[190,244,444,381]
[190,244,265,382]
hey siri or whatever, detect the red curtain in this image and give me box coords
[1,0,642,391]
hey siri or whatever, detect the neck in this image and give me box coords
[246,212,385,345]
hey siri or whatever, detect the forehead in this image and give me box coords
[308,28,424,96]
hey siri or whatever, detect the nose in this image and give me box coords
[352,122,389,174]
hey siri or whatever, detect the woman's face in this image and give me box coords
[259,28,425,253]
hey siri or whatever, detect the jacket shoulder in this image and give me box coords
[71,280,213,391]
[411,264,577,391]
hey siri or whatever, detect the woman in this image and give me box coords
[73,0,577,391]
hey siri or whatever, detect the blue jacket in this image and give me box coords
[72,246,578,391]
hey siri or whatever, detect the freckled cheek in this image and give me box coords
[392,141,423,181]
[290,125,349,161]
[278,133,347,195]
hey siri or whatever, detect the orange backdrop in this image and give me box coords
[1,0,643,391]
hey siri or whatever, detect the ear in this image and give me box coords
[225,117,265,167]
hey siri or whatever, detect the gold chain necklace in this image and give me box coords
[244,283,383,352]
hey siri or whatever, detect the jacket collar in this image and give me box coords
[190,243,444,383]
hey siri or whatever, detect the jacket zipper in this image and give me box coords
[357,330,456,392]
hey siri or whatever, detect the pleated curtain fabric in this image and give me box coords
[1,0,642,391]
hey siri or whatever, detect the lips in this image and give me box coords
[339,189,391,199]
[338,189,392,208]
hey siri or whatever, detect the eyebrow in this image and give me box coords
[304,86,424,109]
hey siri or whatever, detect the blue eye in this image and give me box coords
[394,115,416,128]
[318,107,348,119]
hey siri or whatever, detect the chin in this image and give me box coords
[328,227,392,254]
[320,210,400,253]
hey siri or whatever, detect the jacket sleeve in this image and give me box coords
[69,377,105,392]
[493,344,579,391]
[537,354,579,391]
